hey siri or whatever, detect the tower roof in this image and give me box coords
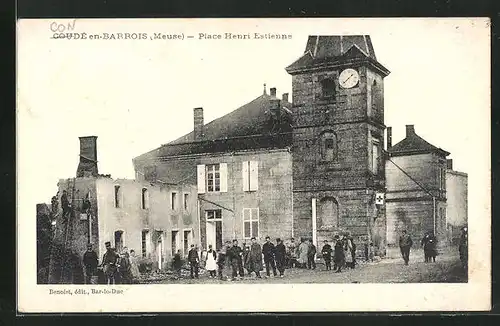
[305,35,377,61]
[286,35,389,76]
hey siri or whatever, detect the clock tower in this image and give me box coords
[286,35,390,254]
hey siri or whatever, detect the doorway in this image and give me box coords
[205,210,223,250]
[183,230,192,255]
[171,230,179,257]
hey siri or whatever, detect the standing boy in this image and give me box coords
[321,240,333,271]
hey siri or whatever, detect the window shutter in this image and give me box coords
[242,161,249,192]
[197,165,206,194]
[219,163,228,192]
[249,161,259,191]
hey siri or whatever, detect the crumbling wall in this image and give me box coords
[48,177,98,284]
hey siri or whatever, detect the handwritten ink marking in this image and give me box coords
[50,19,77,33]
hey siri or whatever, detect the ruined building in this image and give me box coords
[45,137,199,284]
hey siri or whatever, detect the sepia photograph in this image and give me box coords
[17,18,490,312]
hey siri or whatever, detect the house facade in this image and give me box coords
[385,125,449,257]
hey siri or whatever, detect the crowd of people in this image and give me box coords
[176,234,363,281]
[78,227,468,284]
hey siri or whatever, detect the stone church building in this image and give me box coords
[133,35,391,254]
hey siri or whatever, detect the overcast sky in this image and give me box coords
[18,18,490,213]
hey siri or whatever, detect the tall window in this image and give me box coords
[171,192,177,210]
[114,230,124,253]
[184,193,189,211]
[371,141,380,174]
[320,132,338,161]
[141,188,149,209]
[206,164,221,192]
[114,185,121,208]
[321,78,336,99]
[197,163,227,194]
[141,230,148,258]
[243,208,259,239]
[242,161,259,191]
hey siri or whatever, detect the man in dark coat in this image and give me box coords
[427,233,437,262]
[421,232,432,262]
[275,238,286,277]
[102,241,119,284]
[321,240,333,271]
[399,230,413,265]
[333,235,345,273]
[262,236,277,277]
[245,237,263,278]
[307,239,317,270]
[228,240,244,280]
[187,244,200,279]
[83,243,98,284]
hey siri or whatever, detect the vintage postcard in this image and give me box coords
[17,18,491,313]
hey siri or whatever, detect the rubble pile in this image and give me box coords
[137,263,207,283]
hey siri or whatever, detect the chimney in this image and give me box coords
[193,107,204,140]
[386,127,392,149]
[270,87,277,97]
[282,93,289,103]
[446,159,453,170]
[270,98,281,121]
[76,136,98,178]
[405,125,415,137]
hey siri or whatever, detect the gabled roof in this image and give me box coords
[133,93,293,163]
[389,126,450,157]
[286,35,389,76]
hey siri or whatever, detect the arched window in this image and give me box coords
[318,197,339,228]
[141,188,149,209]
[321,78,336,99]
[320,131,338,162]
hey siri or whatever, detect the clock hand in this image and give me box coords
[344,74,353,83]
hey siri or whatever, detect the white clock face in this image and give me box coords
[339,68,360,89]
